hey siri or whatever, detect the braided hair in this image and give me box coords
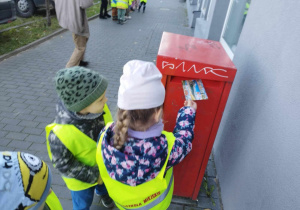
[113,109,130,150]
[113,106,162,150]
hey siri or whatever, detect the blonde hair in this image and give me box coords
[113,106,162,150]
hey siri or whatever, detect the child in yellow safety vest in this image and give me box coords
[0,151,63,210]
[111,0,118,21]
[45,66,114,209]
[138,0,147,13]
[117,0,130,24]
[96,60,197,210]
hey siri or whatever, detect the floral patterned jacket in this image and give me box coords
[99,106,196,186]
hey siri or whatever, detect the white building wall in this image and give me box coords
[213,0,300,209]
[194,0,230,40]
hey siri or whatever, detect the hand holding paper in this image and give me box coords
[184,99,197,110]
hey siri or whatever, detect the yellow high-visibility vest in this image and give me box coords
[96,123,176,210]
[111,0,117,7]
[45,190,63,210]
[45,104,112,191]
[117,0,129,9]
[140,0,147,3]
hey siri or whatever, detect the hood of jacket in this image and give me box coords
[100,123,170,186]
[55,100,105,141]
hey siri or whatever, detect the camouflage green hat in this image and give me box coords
[55,66,108,112]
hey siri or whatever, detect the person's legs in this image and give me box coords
[112,7,118,20]
[138,2,144,12]
[125,7,130,17]
[95,184,108,195]
[70,187,95,210]
[99,0,108,19]
[66,34,88,68]
[95,184,114,208]
[117,8,122,23]
[121,9,126,24]
[99,1,104,16]
[103,0,111,17]
[125,7,131,19]
[143,2,146,13]
[79,36,88,62]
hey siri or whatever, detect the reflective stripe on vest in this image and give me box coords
[117,0,129,8]
[96,123,176,210]
[45,104,112,191]
[45,190,63,210]
[111,0,117,7]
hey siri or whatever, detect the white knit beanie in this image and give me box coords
[118,60,165,110]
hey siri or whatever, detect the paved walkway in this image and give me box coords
[0,0,222,209]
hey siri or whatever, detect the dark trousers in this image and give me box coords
[139,2,146,12]
[100,0,108,16]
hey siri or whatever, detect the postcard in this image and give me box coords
[182,79,208,101]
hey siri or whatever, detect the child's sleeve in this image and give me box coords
[48,131,99,184]
[167,106,196,168]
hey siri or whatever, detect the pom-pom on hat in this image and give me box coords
[118,60,165,110]
[55,66,108,112]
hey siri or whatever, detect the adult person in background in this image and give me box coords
[54,0,94,67]
[99,0,112,19]
[0,151,62,210]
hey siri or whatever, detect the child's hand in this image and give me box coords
[97,175,103,185]
[184,100,197,111]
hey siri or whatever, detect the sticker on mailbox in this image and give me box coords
[182,79,208,101]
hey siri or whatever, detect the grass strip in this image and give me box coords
[0,1,105,56]
[0,17,60,56]
[0,15,45,31]
[0,20,37,33]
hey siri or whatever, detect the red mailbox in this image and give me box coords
[156,32,237,200]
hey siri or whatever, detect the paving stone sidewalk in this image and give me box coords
[0,0,223,209]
